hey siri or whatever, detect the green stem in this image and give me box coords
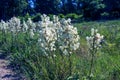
[88,36,96,80]
[68,52,72,76]
[89,52,94,80]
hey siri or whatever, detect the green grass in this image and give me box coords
[74,20,120,80]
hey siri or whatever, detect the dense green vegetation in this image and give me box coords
[0,0,120,20]
[0,16,120,80]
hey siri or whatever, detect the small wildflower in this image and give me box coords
[86,28,104,49]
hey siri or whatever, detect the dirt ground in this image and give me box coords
[0,52,26,80]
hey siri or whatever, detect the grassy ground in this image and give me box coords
[73,20,120,80]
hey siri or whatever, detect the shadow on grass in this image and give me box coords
[0,51,8,59]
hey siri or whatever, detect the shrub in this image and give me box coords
[65,13,79,20]
[58,14,65,18]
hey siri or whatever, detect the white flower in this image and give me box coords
[0,15,80,56]
[0,20,9,33]
[29,29,34,38]
[27,18,36,30]
[37,15,80,55]
[22,21,28,32]
[63,49,68,55]
[7,17,21,35]
[57,18,80,54]
[86,28,104,49]
[95,33,100,39]
[91,28,94,36]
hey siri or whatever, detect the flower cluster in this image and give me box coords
[37,15,57,54]
[58,19,80,55]
[0,20,8,33]
[0,15,80,55]
[8,17,21,35]
[0,17,22,36]
[37,15,80,55]
[86,28,104,49]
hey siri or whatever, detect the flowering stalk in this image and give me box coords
[0,20,8,44]
[37,15,80,78]
[89,38,97,80]
[86,28,104,79]
[68,49,72,76]
[7,17,21,51]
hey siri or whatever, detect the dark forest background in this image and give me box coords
[0,0,120,21]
